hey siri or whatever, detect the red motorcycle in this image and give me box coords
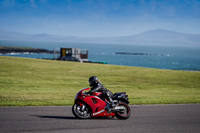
[72,87,131,119]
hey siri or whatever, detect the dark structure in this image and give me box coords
[59,48,88,62]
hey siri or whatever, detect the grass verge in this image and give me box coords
[0,56,200,106]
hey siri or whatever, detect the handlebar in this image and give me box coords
[84,91,91,95]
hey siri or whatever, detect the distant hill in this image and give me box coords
[0,29,200,46]
[105,29,200,46]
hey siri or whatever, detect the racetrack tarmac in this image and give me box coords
[0,104,200,133]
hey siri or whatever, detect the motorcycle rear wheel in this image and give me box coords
[72,103,91,119]
[115,102,131,119]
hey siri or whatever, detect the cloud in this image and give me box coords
[0,0,200,36]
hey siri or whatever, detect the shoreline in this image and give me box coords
[1,56,199,72]
[0,46,57,54]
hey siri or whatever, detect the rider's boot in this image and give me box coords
[108,97,115,108]
[105,102,111,112]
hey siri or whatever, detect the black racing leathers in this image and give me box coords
[90,82,113,103]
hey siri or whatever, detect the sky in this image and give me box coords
[0,0,200,37]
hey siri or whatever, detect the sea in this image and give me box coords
[1,40,200,71]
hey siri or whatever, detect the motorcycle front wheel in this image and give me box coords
[72,103,91,119]
[115,102,131,119]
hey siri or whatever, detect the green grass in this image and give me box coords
[0,56,200,106]
[0,46,39,50]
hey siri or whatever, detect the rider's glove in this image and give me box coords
[86,91,91,95]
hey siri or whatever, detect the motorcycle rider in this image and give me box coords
[88,76,115,108]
